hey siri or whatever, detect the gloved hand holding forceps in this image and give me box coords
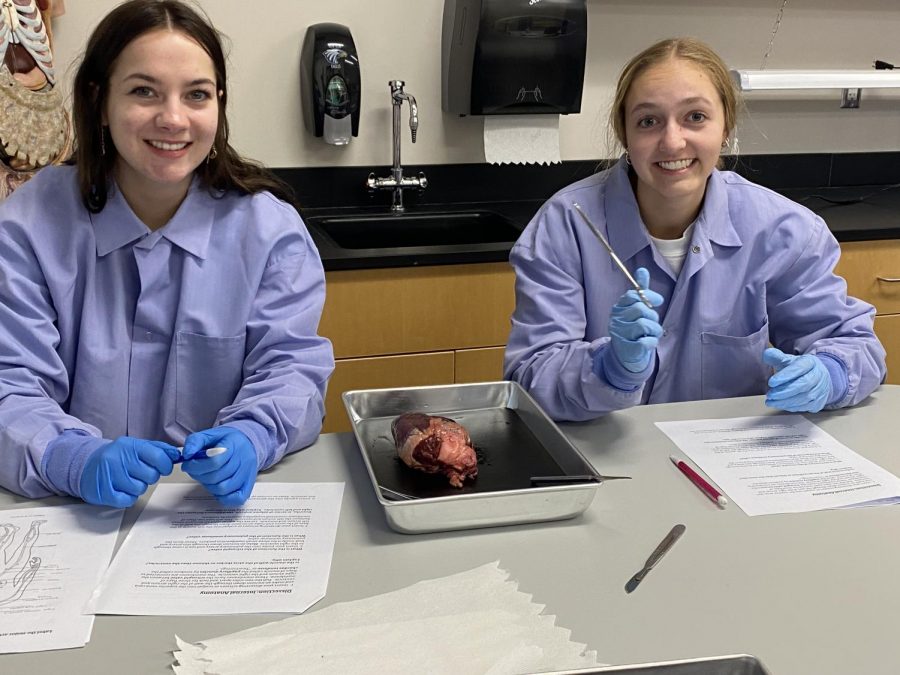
[594,267,665,390]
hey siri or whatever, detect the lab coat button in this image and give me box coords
[691,245,701,254]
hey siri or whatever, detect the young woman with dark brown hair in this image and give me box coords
[0,0,334,507]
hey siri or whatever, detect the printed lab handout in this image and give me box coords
[656,414,900,516]
[86,482,344,615]
[0,504,123,653]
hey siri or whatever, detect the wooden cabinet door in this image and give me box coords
[322,352,455,433]
[836,240,900,314]
[875,314,900,386]
[837,240,900,385]
[320,263,515,358]
[455,346,506,383]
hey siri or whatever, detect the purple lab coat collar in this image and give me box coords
[92,175,216,259]
[603,158,743,265]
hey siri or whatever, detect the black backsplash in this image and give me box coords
[274,152,900,211]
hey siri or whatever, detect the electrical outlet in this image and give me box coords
[840,88,861,108]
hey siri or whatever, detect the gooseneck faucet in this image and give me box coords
[367,80,427,212]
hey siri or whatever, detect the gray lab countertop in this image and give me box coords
[304,186,900,271]
[3,385,900,674]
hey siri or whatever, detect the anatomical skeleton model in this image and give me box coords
[0,0,70,200]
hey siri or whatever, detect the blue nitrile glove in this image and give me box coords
[763,347,833,413]
[79,437,181,508]
[597,267,665,380]
[180,427,259,507]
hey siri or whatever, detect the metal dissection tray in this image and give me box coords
[342,381,601,534]
[537,654,771,675]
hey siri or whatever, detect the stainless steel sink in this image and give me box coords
[305,210,521,250]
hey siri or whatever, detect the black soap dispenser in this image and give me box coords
[300,23,361,145]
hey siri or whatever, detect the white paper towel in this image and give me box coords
[483,114,561,165]
[172,561,603,675]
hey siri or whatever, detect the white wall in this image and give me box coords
[50,0,900,168]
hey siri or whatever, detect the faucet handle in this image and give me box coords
[407,95,418,143]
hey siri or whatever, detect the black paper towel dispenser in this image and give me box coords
[300,23,361,145]
[441,0,587,116]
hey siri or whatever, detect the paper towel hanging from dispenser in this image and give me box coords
[441,0,587,164]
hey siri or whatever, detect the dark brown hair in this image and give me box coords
[71,0,294,211]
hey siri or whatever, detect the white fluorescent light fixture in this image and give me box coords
[730,69,900,108]
[731,69,900,91]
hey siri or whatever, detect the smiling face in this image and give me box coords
[103,28,219,213]
[623,57,727,236]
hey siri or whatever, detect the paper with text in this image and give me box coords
[0,503,122,653]
[86,482,344,615]
[655,415,900,516]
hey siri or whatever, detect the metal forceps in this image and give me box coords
[571,202,654,309]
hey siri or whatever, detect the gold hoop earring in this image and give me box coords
[624,151,631,166]
[208,146,218,161]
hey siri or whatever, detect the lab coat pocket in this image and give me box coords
[175,331,246,432]
[700,320,770,399]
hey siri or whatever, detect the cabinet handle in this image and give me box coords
[876,276,900,283]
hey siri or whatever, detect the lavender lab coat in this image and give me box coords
[0,165,334,498]
[504,159,886,421]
